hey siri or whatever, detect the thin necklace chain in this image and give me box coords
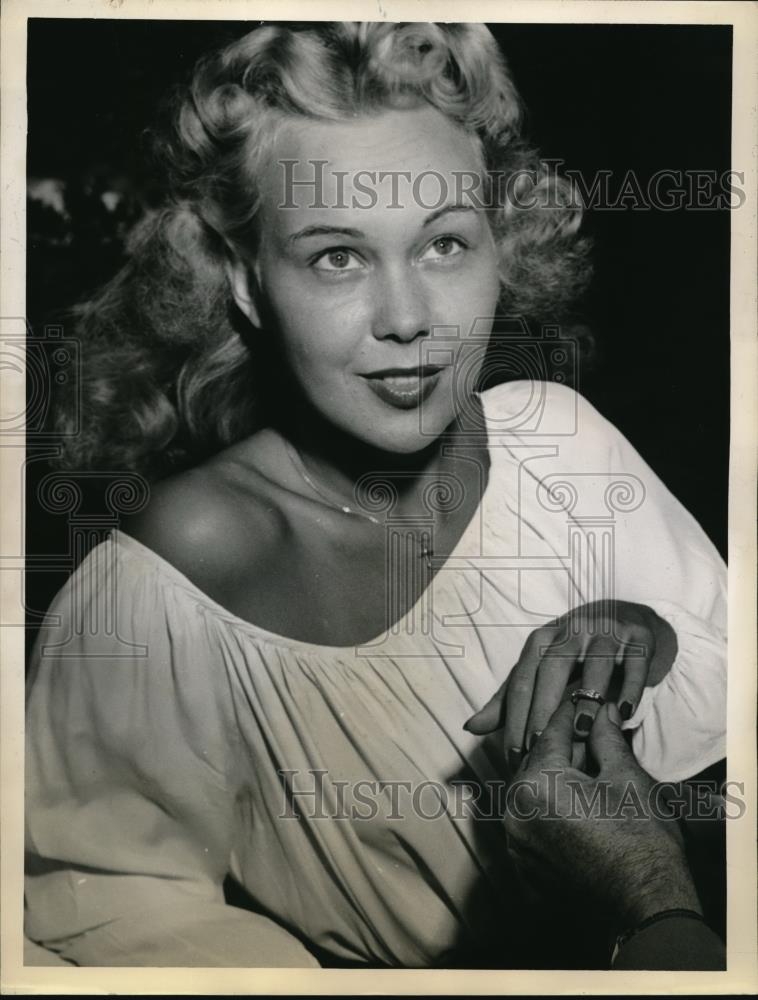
[283,438,435,560]
[284,439,382,525]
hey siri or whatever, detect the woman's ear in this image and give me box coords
[226,255,262,329]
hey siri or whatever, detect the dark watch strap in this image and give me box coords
[612,908,706,964]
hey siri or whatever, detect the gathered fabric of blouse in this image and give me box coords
[25,381,727,968]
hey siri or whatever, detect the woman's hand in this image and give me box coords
[464,600,677,763]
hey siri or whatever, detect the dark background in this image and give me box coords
[23,19,730,958]
[26,20,731,635]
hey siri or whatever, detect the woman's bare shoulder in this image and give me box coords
[120,446,287,593]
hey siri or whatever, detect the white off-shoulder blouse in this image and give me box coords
[25,381,727,967]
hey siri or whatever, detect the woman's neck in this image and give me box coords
[274,397,484,521]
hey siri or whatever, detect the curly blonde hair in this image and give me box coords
[55,22,592,478]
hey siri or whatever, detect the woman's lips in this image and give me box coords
[362,368,444,410]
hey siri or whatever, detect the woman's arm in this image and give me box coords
[470,380,726,782]
[576,385,727,781]
[25,537,318,967]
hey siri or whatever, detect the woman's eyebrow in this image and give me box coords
[287,224,364,245]
[286,205,478,246]
[421,203,478,228]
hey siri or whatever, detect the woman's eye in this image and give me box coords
[311,248,363,273]
[420,236,466,262]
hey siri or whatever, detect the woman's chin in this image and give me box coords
[349,419,454,457]
[306,389,462,456]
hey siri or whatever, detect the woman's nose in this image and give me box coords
[371,268,430,343]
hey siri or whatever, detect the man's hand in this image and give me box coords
[503,699,701,933]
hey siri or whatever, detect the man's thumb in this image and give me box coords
[589,703,635,773]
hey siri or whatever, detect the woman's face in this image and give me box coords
[231,105,501,454]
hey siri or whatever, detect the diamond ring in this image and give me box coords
[570,688,606,706]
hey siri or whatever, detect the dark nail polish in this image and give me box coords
[619,701,634,721]
[576,713,593,734]
[526,730,542,752]
[507,748,523,772]
[462,719,473,732]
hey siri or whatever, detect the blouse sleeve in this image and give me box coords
[503,380,727,782]
[25,536,319,967]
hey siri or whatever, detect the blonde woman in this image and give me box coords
[25,23,726,968]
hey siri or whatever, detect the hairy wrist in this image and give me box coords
[613,849,701,929]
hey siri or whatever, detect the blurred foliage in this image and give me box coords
[27,171,149,327]
[25,19,730,560]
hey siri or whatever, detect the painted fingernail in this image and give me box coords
[575,713,593,734]
[526,730,543,752]
[619,701,634,721]
[507,747,523,772]
[462,718,473,732]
